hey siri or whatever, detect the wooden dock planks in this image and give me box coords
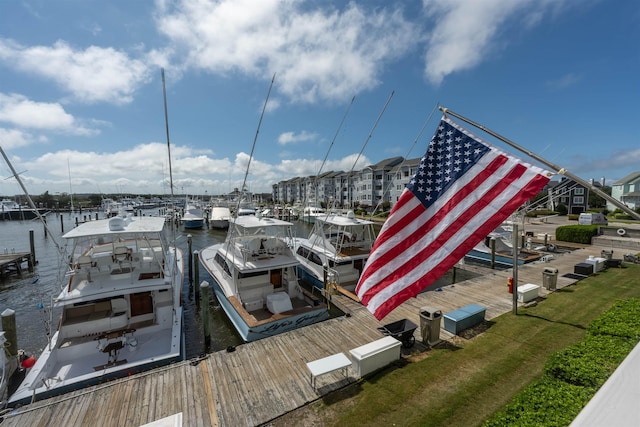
[0,252,32,280]
[2,243,613,427]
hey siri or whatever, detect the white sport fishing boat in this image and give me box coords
[209,199,231,229]
[295,210,377,298]
[8,214,184,407]
[199,212,329,342]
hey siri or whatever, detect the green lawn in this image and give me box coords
[296,263,640,427]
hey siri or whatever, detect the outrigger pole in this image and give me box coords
[161,68,174,201]
[440,107,640,221]
[236,73,276,217]
[0,146,64,256]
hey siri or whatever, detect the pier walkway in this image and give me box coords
[0,252,33,281]
[1,239,627,426]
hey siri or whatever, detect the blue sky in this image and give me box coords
[0,0,638,197]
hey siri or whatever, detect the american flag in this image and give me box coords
[356,116,553,320]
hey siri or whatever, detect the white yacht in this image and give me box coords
[8,214,184,407]
[199,212,329,342]
[295,210,377,297]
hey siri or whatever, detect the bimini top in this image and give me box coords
[62,215,167,239]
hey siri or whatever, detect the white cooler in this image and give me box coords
[349,336,401,377]
[517,284,540,303]
[584,256,606,273]
[266,292,293,314]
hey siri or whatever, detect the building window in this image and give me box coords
[573,196,584,205]
[574,187,584,195]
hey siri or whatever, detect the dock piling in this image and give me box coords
[200,281,211,347]
[187,235,193,284]
[490,237,496,269]
[29,229,36,270]
[193,251,200,296]
[1,308,18,358]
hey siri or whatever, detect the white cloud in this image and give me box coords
[278,130,318,145]
[422,0,568,85]
[155,0,419,104]
[0,38,152,105]
[0,128,32,149]
[0,93,97,135]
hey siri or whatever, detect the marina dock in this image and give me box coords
[0,240,627,426]
[0,253,33,281]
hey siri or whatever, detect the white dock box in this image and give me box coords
[517,284,540,303]
[584,256,606,273]
[349,336,401,377]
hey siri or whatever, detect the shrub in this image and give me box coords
[556,203,568,215]
[485,297,640,427]
[614,213,634,220]
[527,209,556,218]
[555,225,599,244]
[545,335,633,388]
[588,298,640,340]
[484,378,593,427]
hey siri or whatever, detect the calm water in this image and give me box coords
[0,210,318,359]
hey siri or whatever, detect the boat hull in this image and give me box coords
[297,265,324,290]
[464,248,543,266]
[209,276,329,342]
[465,249,523,266]
[0,209,48,221]
[209,219,229,229]
[182,219,204,229]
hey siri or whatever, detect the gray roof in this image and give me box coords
[613,171,640,186]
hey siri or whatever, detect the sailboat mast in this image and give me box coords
[440,107,640,221]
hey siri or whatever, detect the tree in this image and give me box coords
[588,186,610,209]
[556,203,568,215]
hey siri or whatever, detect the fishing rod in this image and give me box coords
[348,91,394,175]
[308,95,356,213]
[338,90,395,214]
[440,107,640,221]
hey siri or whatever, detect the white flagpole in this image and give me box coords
[512,224,519,315]
[440,107,640,221]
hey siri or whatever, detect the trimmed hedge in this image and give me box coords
[484,378,594,427]
[526,209,557,218]
[484,298,640,427]
[555,225,599,244]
